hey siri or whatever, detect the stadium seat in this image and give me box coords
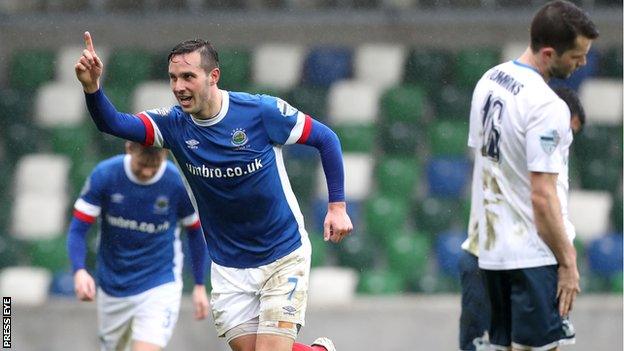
[14,154,70,196]
[253,44,305,90]
[357,269,405,295]
[573,125,623,164]
[69,157,99,197]
[599,46,623,78]
[302,46,352,87]
[49,123,95,164]
[434,230,466,278]
[454,47,500,89]
[568,190,613,242]
[428,120,469,156]
[0,266,52,305]
[332,123,376,153]
[414,196,467,235]
[0,235,20,269]
[218,48,252,91]
[103,85,133,114]
[105,49,154,89]
[612,195,623,233]
[375,156,419,198]
[354,44,406,89]
[380,85,426,125]
[56,45,109,83]
[365,195,409,243]
[501,41,526,62]
[35,82,87,127]
[286,86,329,122]
[316,153,373,201]
[333,232,377,270]
[403,49,454,93]
[579,79,623,125]
[133,81,177,112]
[426,156,471,198]
[587,233,623,278]
[430,83,472,119]
[49,270,75,296]
[27,236,70,272]
[308,232,328,267]
[577,158,622,193]
[308,266,358,307]
[9,49,56,91]
[386,230,431,284]
[284,157,318,205]
[549,49,600,91]
[327,80,381,124]
[11,193,67,240]
[378,120,423,155]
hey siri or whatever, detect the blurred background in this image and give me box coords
[0,0,621,350]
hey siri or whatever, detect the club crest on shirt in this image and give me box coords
[231,128,248,147]
[153,195,170,214]
[539,129,560,155]
[276,98,298,117]
[111,193,124,204]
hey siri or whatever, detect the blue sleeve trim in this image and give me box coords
[302,119,346,202]
[186,226,208,285]
[66,216,92,273]
[85,89,147,143]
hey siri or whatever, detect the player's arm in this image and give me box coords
[75,31,147,143]
[181,212,210,320]
[530,172,579,316]
[297,116,353,243]
[67,200,99,302]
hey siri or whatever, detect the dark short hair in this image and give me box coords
[168,39,219,74]
[530,0,599,55]
[126,141,167,158]
[553,86,585,128]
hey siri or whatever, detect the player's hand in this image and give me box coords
[192,284,210,320]
[557,263,581,316]
[73,269,96,302]
[323,202,353,243]
[75,31,103,94]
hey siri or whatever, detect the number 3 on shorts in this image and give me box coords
[287,277,298,300]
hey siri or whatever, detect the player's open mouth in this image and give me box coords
[179,96,192,107]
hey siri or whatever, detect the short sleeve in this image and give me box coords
[526,99,571,173]
[135,107,177,149]
[260,95,308,145]
[468,83,486,149]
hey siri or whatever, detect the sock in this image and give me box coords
[292,343,326,351]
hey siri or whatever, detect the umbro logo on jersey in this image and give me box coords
[111,193,124,203]
[185,139,199,149]
[282,306,296,316]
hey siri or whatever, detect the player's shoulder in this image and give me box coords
[141,105,184,119]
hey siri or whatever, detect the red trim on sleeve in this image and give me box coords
[186,219,201,231]
[296,115,313,144]
[73,210,96,224]
[136,112,155,146]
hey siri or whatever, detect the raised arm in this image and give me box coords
[75,31,147,143]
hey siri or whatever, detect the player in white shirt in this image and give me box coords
[459,87,586,351]
[467,1,598,350]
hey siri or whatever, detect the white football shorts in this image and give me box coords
[210,239,311,338]
[97,281,182,351]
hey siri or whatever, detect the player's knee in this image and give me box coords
[257,320,299,340]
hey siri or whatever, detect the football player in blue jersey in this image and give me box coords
[67,141,210,351]
[75,32,352,351]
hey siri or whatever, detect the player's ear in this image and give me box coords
[209,67,220,86]
[125,141,133,154]
[541,46,556,60]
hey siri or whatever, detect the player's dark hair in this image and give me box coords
[168,39,219,74]
[127,141,166,158]
[553,86,585,129]
[530,0,599,55]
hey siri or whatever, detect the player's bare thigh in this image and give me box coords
[132,340,162,351]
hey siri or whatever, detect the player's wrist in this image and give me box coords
[328,201,346,211]
[82,82,100,94]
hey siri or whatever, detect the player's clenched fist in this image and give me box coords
[75,31,103,94]
[323,202,353,243]
[73,269,96,302]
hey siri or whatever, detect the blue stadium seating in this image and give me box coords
[426,156,471,198]
[587,233,623,278]
[303,46,352,87]
[434,230,466,278]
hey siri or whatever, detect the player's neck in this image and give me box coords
[517,47,550,81]
[194,88,223,120]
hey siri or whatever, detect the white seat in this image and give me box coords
[568,190,613,242]
[56,45,109,83]
[501,42,526,62]
[0,267,52,306]
[327,80,381,123]
[316,152,373,201]
[35,82,86,126]
[579,79,623,125]
[14,154,70,196]
[132,81,177,113]
[253,44,305,90]
[11,193,68,240]
[354,44,406,89]
[308,266,358,307]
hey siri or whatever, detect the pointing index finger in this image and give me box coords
[84,31,95,53]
